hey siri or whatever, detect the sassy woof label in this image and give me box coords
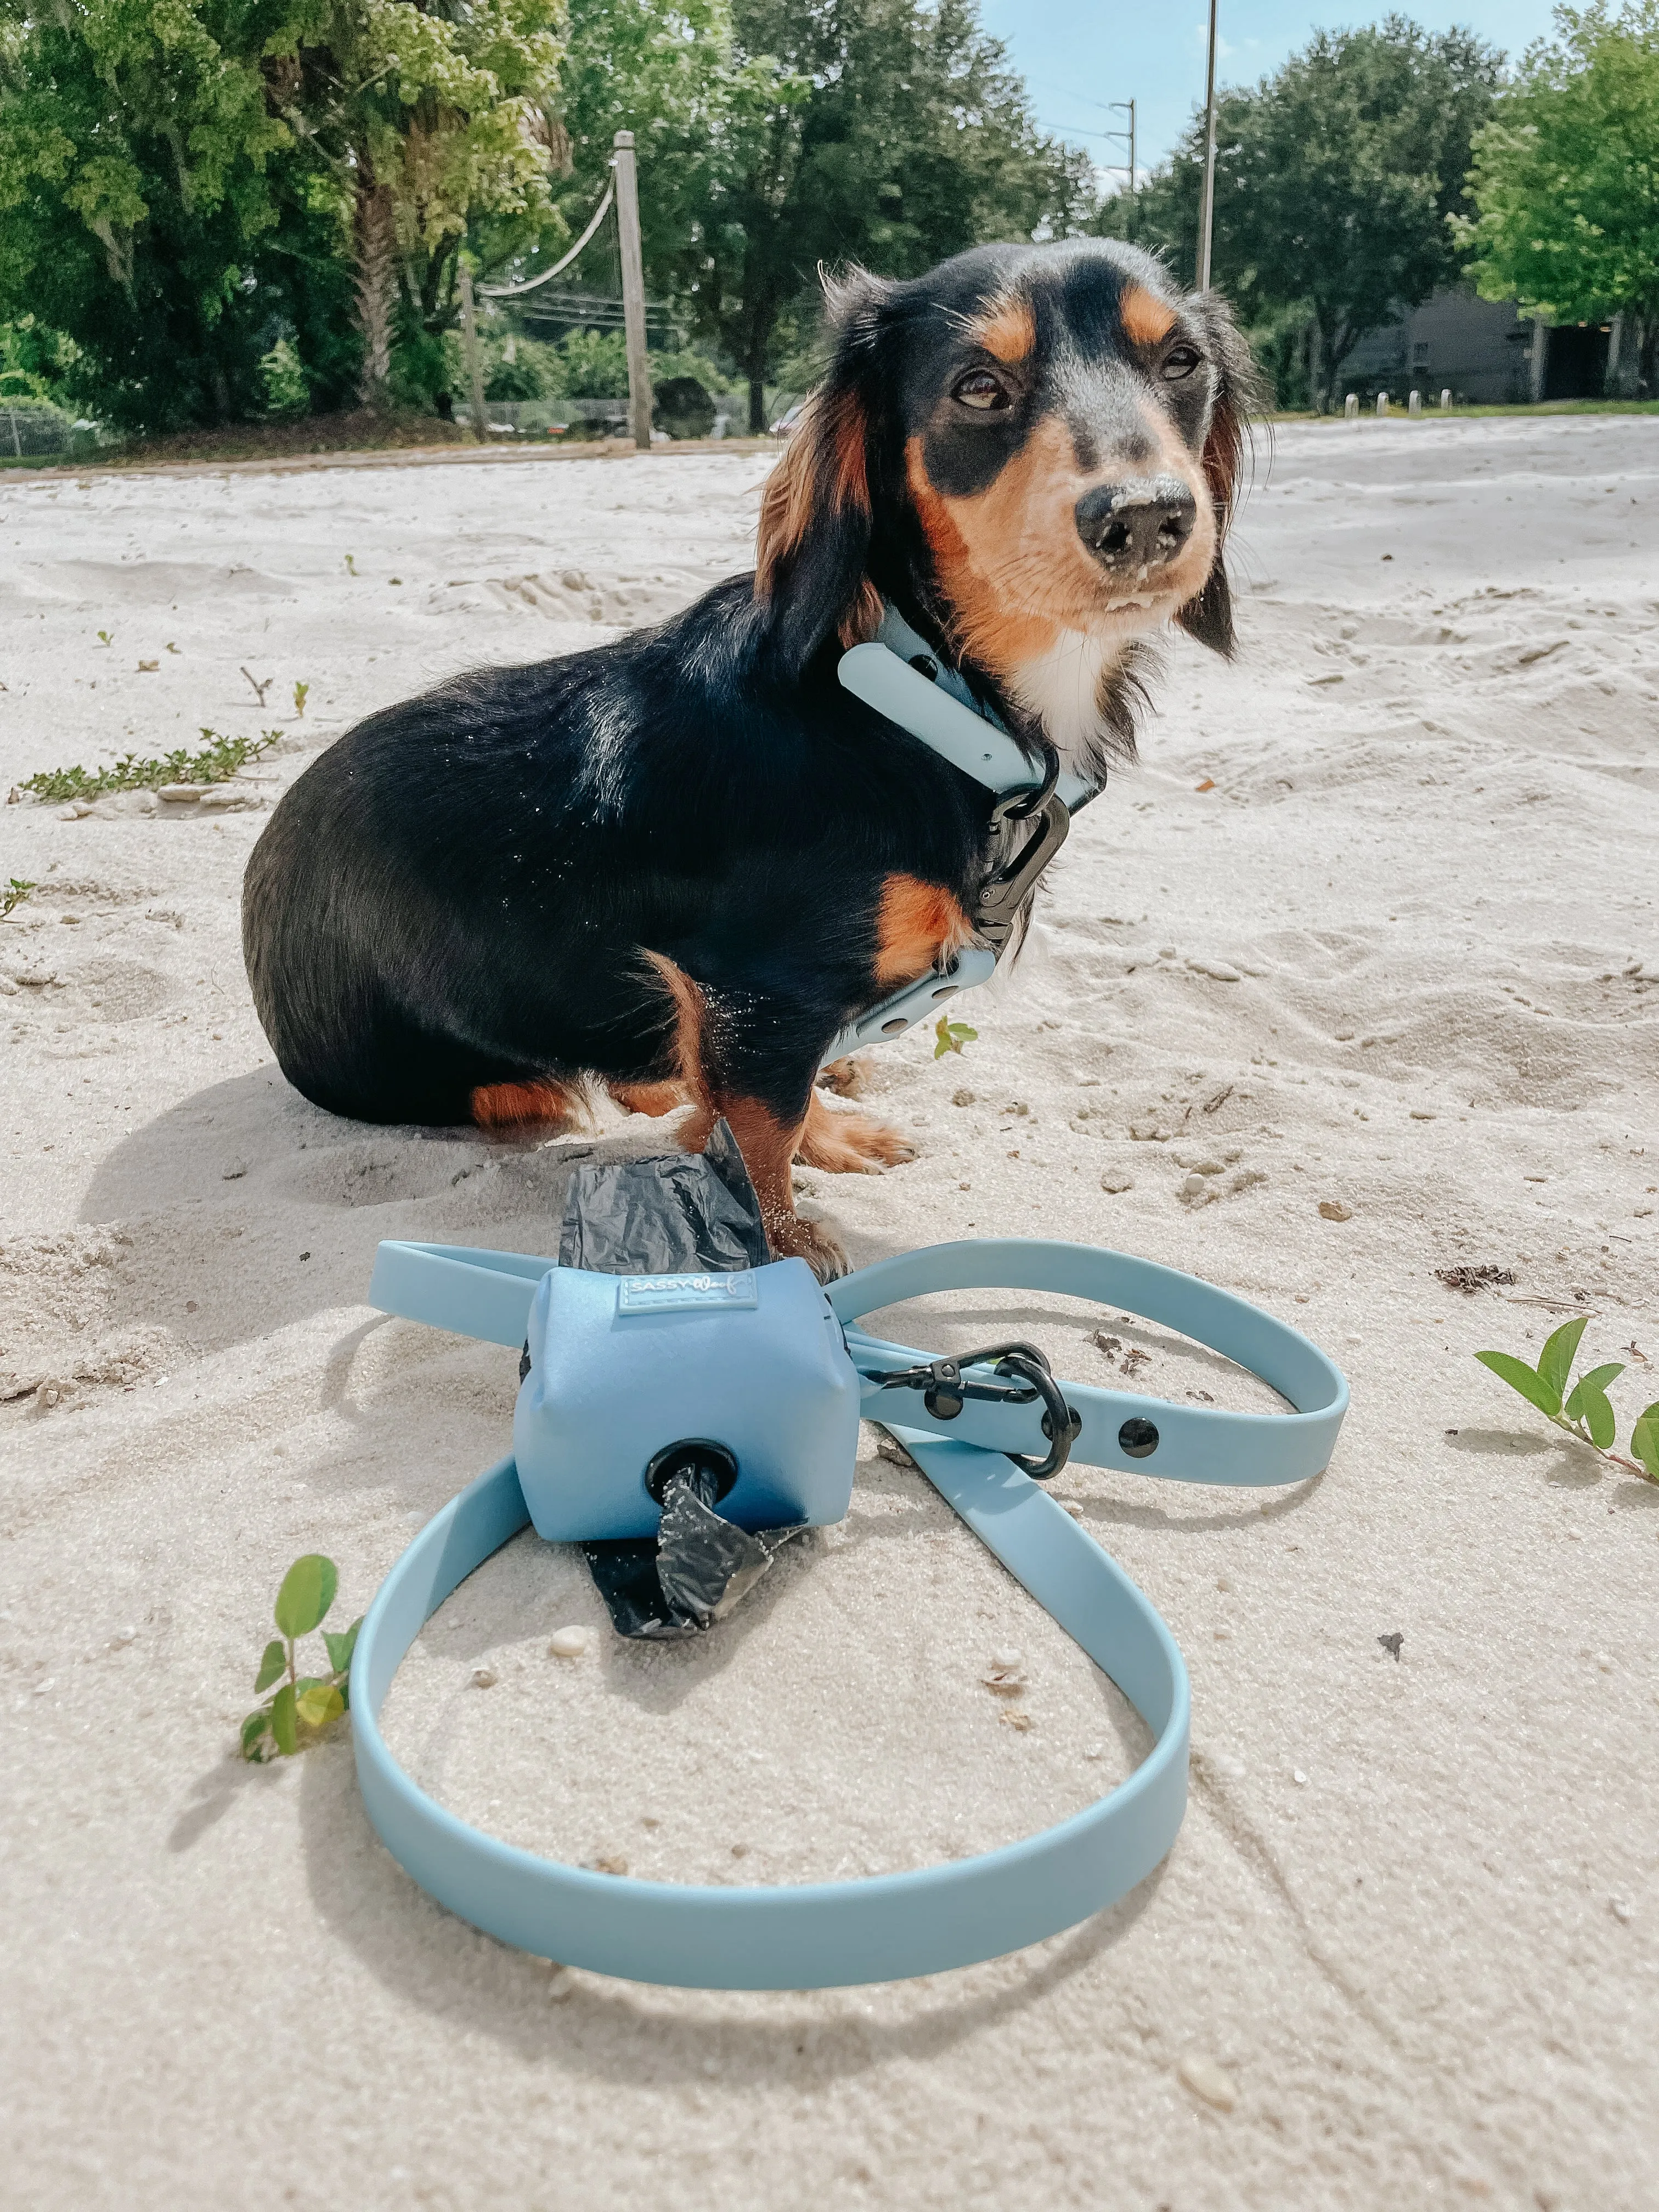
[616,1271,760,1314]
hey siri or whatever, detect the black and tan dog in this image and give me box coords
[243,239,1255,1277]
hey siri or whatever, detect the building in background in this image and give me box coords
[1337,287,1616,404]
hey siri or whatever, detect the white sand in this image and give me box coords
[3,419,1657,2210]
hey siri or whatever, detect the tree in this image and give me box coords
[257,0,568,405]
[544,0,1089,433]
[0,0,568,428]
[1102,18,1502,411]
[1456,3,1659,390]
[0,0,293,425]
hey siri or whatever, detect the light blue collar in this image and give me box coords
[839,605,1102,814]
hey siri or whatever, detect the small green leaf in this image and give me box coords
[1573,1381,1616,1450]
[241,1708,273,1762]
[1474,1350,1562,1420]
[255,1639,287,1693]
[295,1683,345,1730]
[933,1015,978,1059]
[322,1616,362,1677]
[1630,1404,1659,1481]
[1564,1363,1624,1422]
[1537,1317,1589,1408]
[269,1683,298,1757]
[273,1554,337,1639]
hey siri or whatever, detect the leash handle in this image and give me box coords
[349,1441,1188,1989]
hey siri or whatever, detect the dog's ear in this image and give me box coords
[753,269,893,675]
[1175,291,1258,660]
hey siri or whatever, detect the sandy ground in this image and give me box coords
[3,417,1657,2211]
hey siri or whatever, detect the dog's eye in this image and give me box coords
[953,370,1010,411]
[1161,345,1203,382]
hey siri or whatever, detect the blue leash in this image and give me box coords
[352,1239,1347,1988]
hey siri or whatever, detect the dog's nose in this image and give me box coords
[1075,476,1197,575]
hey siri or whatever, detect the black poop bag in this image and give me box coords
[543,1121,799,1639]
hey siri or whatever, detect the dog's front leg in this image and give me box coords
[646,956,848,1280]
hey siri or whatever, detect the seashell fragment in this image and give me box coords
[470,1666,497,1688]
[1178,2053,1238,2111]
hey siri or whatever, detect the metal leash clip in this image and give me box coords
[864,1338,1082,1480]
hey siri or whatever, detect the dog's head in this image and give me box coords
[754,240,1257,761]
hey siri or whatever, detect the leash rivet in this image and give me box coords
[1119,1417,1160,1459]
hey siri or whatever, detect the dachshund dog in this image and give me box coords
[243,239,1255,1279]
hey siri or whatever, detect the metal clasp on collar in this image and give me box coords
[976,792,1071,951]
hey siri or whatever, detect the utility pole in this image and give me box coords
[1104,100,1137,238]
[457,261,488,444]
[612,130,652,452]
[1196,0,1220,291]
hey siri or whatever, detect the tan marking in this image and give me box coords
[470,1077,591,1133]
[795,1091,915,1173]
[1119,284,1177,347]
[874,873,974,987]
[973,295,1035,363]
[606,1078,689,1118]
[754,385,870,600]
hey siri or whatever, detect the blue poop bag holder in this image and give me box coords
[349,1147,1348,1991]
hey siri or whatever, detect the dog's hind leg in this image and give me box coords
[606,1078,691,1118]
[471,1076,594,1135]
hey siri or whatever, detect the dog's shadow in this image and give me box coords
[78,1066,690,1369]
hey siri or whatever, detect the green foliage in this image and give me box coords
[1457,2,1659,372]
[1102,20,1502,411]
[934,1015,978,1059]
[0,0,566,428]
[258,338,309,417]
[2,877,36,921]
[549,0,1092,432]
[558,327,628,397]
[242,1553,360,1763]
[292,680,309,718]
[19,729,278,804]
[1475,1317,1658,1483]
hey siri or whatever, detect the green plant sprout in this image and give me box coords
[1476,1316,1659,1485]
[19,729,279,804]
[934,1014,978,1059]
[96,629,112,647]
[292,680,309,718]
[241,1555,361,1762]
[2,877,35,920]
[343,553,358,576]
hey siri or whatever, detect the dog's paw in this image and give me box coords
[797,1098,916,1175]
[766,1211,849,1282]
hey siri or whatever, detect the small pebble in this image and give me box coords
[1610,1898,1634,1924]
[548,1965,576,2001]
[952,1088,974,1107]
[1293,1769,1308,1786]
[590,1854,628,1876]
[1178,2053,1238,2112]
[109,1627,138,1649]
[992,1647,1023,1671]
[1059,1499,1085,1520]
[1101,1173,1133,1193]
[471,1666,497,1689]
[1000,1709,1032,1731]
[549,1626,590,1659]
[1318,1199,1353,1221]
